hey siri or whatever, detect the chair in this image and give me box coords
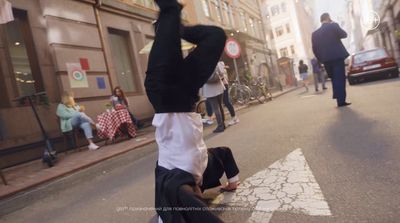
[56,116,80,153]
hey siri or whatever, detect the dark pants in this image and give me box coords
[313,72,326,90]
[207,95,225,130]
[201,147,240,191]
[168,147,238,223]
[324,59,346,105]
[145,0,226,111]
[155,147,238,223]
[128,112,142,129]
[207,86,235,118]
[223,84,235,117]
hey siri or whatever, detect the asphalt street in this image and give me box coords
[1,78,400,223]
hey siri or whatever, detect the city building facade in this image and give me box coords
[0,0,197,166]
[192,0,278,87]
[261,0,315,83]
[348,0,400,63]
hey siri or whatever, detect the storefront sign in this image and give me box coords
[67,63,88,88]
[225,38,241,59]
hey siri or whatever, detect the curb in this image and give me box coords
[0,133,156,216]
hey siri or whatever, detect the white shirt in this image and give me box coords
[152,113,208,185]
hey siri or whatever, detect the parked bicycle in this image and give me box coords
[249,75,273,103]
[195,97,207,117]
[229,75,272,105]
[229,79,252,105]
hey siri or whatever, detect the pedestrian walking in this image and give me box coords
[201,67,226,133]
[144,1,240,222]
[217,61,239,126]
[312,13,351,107]
[298,60,309,91]
[311,58,327,92]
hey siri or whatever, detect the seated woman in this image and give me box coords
[56,91,100,151]
[110,86,142,128]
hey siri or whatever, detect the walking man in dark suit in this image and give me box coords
[312,13,351,107]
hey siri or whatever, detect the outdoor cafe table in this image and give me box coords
[96,109,136,140]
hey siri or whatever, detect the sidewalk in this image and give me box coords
[0,86,298,203]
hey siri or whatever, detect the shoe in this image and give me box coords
[206,120,214,125]
[228,117,239,126]
[213,127,224,133]
[88,143,99,151]
[338,102,351,107]
[323,87,327,90]
[315,89,319,92]
[220,181,241,192]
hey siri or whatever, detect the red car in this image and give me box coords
[347,48,399,85]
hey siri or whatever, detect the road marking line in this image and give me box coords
[212,148,332,222]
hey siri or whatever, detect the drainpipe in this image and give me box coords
[95,0,102,7]
[388,0,400,63]
[94,0,114,91]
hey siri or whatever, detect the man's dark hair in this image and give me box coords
[320,13,331,22]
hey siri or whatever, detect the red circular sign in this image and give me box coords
[225,38,241,59]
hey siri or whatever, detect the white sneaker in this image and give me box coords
[88,143,99,151]
[228,117,239,126]
[206,120,214,125]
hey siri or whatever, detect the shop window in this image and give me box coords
[108,28,138,93]
[3,9,44,99]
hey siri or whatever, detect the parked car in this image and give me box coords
[347,48,399,85]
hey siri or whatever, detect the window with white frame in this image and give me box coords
[281,3,287,13]
[201,0,211,17]
[249,17,256,36]
[280,47,288,57]
[275,26,284,37]
[290,45,295,55]
[271,5,280,16]
[211,0,222,23]
[286,23,291,33]
[221,1,231,26]
[239,10,247,32]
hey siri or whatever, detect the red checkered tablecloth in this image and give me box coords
[97,109,136,140]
